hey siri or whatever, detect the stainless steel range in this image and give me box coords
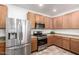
[33,31,47,51]
[37,35,47,51]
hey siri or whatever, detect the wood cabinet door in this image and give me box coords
[53,17,58,29]
[54,36,63,47]
[70,38,79,54]
[27,12,36,29]
[71,11,79,28]
[39,15,44,24]
[53,17,63,29]
[0,5,7,29]
[62,37,70,50]
[35,14,40,23]
[49,18,53,29]
[62,14,72,28]
[31,37,37,52]
[47,35,55,46]
[44,17,50,29]
[52,18,55,29]
[0,43,5,55]
[0,5,7,17]
[0,15,6,29]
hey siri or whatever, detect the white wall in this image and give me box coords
[0,5,29,37]
[7,4,28,20]
[0,29,5,37]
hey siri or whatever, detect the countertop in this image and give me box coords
[47,33,79,39]
[32,33,79,39]
[31,36,37,39]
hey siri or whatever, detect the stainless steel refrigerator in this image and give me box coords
[6,18,31,55]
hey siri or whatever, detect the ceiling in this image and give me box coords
[13,4,79,16]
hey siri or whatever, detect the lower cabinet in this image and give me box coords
[31,37,37,52]
[0,43,5,55]
[70,38,79,54]
[54,36,63,47]
[47,35,55,46]
[32,35,79,54]
[62,37,70,50]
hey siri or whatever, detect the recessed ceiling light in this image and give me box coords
[52,9,57,12]
[38,4,44,7]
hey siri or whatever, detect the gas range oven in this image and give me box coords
[33,31,47,51]
[37,35,47,51]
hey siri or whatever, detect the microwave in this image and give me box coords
[35,23,45,29]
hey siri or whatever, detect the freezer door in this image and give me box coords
[6,43,31,55]
[21,20,31,44]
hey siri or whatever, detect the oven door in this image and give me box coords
[37,37,47,51]
[37,38,47,46]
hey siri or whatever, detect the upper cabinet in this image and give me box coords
[39,15,44,24]
[35,14,44,24]
[49,18,54,29]
[62,14,72,29]
[44,17,50,29]
[53,11,79,29]
[27,11,79,29]
[71,11,79,28]
[53,16,63,29]
[35,14,40,23]
[27,12,46,29]
[27,12,36,29]
[44,17,54,29]
[0,5,7,29]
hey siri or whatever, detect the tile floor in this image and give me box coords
[32,46,75,55]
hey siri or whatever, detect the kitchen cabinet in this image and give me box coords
[44,17,50,29]
[31,37,37,52]
[27,12,53,29]
[35,14,40,23]
[52,18,55,29]
[54,36,63,47]
[62,14,72,28]
[52,11,79,29]
[62,37,70,50]
[53,17,57,29]
[53,16,63,29]
[0,5,7,29]
[27,12,36,28]
[71,11,79,28]
[49,18,54,29]
[54,35,71,51]
[70,38,79,54]
[39,15,44,24]
[47,35,55,46]
[35,14,44,24]
[0,43,5,55]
